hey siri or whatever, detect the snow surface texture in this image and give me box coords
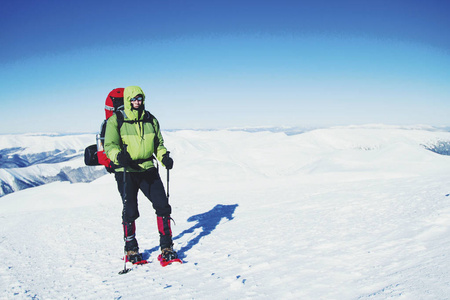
[1,125,450,299]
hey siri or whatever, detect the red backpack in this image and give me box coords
[84,88,124,171]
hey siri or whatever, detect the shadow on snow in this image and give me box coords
[143,204,238,261]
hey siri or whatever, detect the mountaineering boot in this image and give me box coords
[126,250,143,264]
[123,221,144,264]
[156,215,182,266]
[161,247,178,261]
[157,247,182,266]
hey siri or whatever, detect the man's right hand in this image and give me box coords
[117,150,133,168]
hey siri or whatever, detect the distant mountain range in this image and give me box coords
[0,133,105,197]
[1,126,450,197]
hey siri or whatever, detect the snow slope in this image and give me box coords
[0,133,106,197]
[1,125,450,299]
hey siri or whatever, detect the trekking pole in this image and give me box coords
[166,152,170,200]
[119,145,131,275]
[167,168,170,200]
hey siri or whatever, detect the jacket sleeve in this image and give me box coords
[153,118,168,164]
[97,150,111,167]
[104,115,122,165]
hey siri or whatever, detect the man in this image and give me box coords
[104,85,177,264]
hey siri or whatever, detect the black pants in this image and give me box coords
[115,167,172,250]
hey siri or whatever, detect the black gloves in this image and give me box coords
[105,164,114,173]
[162,153,174,170]
[117,150,133,168]
[118,149,173,170]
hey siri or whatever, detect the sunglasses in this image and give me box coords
[131,96,143,102]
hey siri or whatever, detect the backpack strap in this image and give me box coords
[116,110,155,128]
[99,120,107,147]
[116,110,125,130]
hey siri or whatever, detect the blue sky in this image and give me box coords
[1,0,449,134]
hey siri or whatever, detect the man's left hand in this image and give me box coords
[162,154,174,170]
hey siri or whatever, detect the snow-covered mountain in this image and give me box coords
[1,125,450,299]
[0,133,106,197]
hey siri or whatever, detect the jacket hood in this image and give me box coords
[124,86,146,119]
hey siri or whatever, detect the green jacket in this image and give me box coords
[104,86,168,172]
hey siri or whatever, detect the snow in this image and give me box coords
[1,125,450,299]
[0,133,106,197]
